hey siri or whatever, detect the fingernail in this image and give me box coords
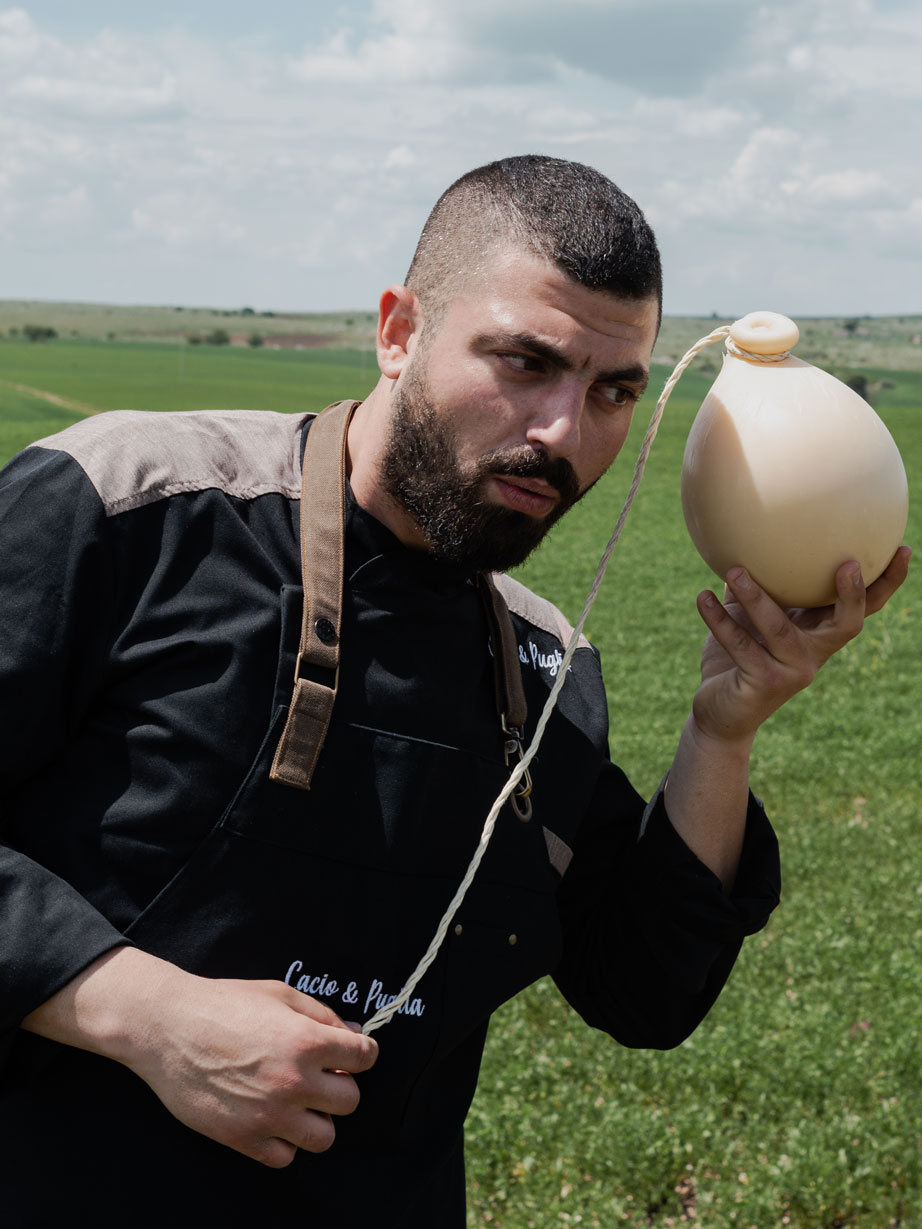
[727,566,749,588]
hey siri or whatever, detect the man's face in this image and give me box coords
[381,250,659,573]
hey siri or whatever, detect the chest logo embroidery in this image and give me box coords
[285,960,427,1019]
[518,639,566,678]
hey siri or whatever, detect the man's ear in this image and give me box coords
[377,285,422,379]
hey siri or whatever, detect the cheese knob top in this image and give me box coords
[729,311,800,356]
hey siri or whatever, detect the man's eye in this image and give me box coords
[599,385,635,407]
[502,353,543,373]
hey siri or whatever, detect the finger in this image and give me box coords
[299,1068,362,1118]
[214,1094,345,1167]
[722,568,802,665]
[829,561,868,641]
[258,1111,337,1165]
[863,545,911,616]
[314,1026,378,1075]
[281,987,379,1073]
[247,1136,299,1169]
[288,1109,337,1155]
[716,578,758,636]
[282,986,352,1027]
[696,587,770,674]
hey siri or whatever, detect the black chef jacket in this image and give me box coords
[0,409,780,1226]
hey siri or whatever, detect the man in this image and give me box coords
[0,155,908,1225]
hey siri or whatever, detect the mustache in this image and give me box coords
[483,448,580,503]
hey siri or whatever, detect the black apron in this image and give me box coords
[0,405,577,1228]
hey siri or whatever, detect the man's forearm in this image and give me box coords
[663,715,755,892]
[21,945,180,1063]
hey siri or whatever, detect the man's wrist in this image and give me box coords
[21,946,189,1069]
[684,711,756,763]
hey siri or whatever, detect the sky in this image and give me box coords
[1,0,920,317]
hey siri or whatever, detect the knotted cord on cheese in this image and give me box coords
[724,337,793,363]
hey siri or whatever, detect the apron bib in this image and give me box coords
[0,404,569,1227]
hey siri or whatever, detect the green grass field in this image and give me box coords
[1,334,919,1227]
[474,366,922,1229]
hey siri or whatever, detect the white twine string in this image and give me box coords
[362,323,739,1036]
[725,338,791,363]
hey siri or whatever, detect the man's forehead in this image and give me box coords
[439,272,654,373]
[443,246,659,338]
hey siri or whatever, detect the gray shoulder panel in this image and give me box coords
[31,409,311,516]
[543,826,574,877]
[492,572,592,652]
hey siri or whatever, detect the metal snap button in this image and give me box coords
[314,617,337,644]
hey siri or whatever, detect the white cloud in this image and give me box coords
[10,72,179,119]
[0,6,39,58]
[287,0,748,93]
[804,169,892,205]
[1,0,920,314]
[131,192,246,249]
[288,1,476,85]
[40,183,93,224]
[383,145,417,170]
[866,197,922,256]
[633,97,747,140]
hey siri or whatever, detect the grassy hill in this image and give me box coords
[0,299,379,350]
[3,299,922,371]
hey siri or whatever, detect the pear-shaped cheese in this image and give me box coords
[681,314,908,608]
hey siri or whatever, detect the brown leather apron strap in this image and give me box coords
[270,400,358,789]
[476,572,527,732]
[477,572,532,821]
[271,400,529,801]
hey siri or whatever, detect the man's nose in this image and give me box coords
[525,386,583,458]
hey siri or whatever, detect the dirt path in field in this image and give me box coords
[0,378,101,416]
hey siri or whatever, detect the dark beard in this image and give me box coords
[381,371,582,574]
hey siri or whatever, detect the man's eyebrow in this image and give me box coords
[480,331,577,371]
[478,331,650,396]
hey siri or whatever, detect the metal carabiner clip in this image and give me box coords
[502,715,533,822]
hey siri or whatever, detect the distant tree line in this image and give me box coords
[174,305,276,318]
[20,324,58,342]
[187,329,230,346]
[185,329,265,347]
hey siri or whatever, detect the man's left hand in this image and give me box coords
[692,546,911,745]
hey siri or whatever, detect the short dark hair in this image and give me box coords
[405,154,662,325]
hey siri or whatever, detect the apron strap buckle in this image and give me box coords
[502,715,533,822]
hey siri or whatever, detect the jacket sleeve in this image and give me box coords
[0,445,129,1037]
[551,759,781,1049]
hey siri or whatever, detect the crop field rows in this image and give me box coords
[1,330,919,1228]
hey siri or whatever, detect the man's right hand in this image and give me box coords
[22,947,379,1168]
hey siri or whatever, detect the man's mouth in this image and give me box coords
[490,474,559,517]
